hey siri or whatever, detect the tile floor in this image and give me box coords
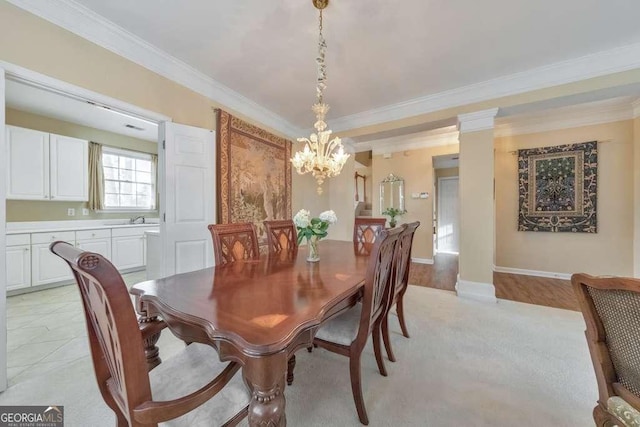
[5,270,184,388]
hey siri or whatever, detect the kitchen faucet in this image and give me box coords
[130,215,146,224]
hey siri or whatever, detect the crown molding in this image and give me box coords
[361,126,459,155]
[329,42,640,133]
[6,0,303,138]
[457,108,499,133]
[495,97,633,137]
[360,97,635,153]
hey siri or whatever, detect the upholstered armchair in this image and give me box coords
[572,274,640,427]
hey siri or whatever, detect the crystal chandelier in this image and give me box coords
[291,0,350,195]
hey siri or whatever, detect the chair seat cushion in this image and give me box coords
[607,396,640,427]
[315,303,362,346]
[150,343,249,426]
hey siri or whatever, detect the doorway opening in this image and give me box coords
[433,154,459,255]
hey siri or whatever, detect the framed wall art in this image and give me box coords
[518,141,597,233]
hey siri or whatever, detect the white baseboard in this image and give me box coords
[412,257,434,265]
[493,265,572,281]
[455,277,497,303]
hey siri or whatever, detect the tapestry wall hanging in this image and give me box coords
[217,110,292,243]
[518,141,597,233]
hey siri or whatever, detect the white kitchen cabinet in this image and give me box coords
[50,134,89,201]
[6,126,50,200]
[6,234,31,291]
[6,126,88,201]
[31,231,75,286]
[76,229,112,261]
[112,228,146,270]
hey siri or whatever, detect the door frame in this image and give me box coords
[436,176,460,255]
[0,60,172,391]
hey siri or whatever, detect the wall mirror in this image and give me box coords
[379,173,404,212]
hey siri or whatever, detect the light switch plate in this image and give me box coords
[411,192,420,199]
[82,208,90,216]
[67,208,76,216]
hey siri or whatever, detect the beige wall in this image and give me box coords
[329,157,356,241]
[495,120,634,276]
[5,108,158,222]
[372,145,459,260]
[459,129,494,285]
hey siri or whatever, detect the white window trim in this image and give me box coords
[101,146,157,211]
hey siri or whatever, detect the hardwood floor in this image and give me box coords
[408,253,579,311]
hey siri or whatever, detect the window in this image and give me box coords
[102,147,156,210]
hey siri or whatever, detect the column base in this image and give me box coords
[456,276,497,303]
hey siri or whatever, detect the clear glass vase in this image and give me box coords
[307,236,320,262]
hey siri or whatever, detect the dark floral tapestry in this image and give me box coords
[518,141,597,233]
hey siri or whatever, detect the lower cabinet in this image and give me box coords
[112,228,146,270]
[31,231,75,287]
[6,225,158,293]
[6,234,31,291]
[75,229,112,260]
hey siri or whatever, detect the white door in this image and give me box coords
[160,122,215,277]
[437,177,459,254]
[0,67,7,391]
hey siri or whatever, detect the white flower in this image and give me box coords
[293,209,311,228]
[319,210,337,224]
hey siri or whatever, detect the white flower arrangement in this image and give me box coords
[294,209,337,244]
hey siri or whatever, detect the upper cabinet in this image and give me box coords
[6,125,88,201]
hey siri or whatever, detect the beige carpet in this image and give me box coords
[0,286,596,426]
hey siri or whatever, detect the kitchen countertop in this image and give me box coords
[6,221,160,235]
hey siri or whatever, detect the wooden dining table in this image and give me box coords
[130,240,371,426]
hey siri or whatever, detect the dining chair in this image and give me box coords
[264,219,298,254]
[313,226,403,425]
[572,273,640,427]
[50,241,249,426]
[353,217,387,255]
[382,221,420,362]
[208,222,260,266]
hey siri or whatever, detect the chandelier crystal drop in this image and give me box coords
[291,0,350,195]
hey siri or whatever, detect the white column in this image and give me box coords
[456,108,498,302]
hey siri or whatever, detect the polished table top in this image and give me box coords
[130,240,369,355]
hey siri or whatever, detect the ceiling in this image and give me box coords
[67,0,640,132]
[9,0,640,147]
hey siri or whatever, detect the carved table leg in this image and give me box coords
[287,355,296,386]
[243,353,287,427]
[138,315,165,371]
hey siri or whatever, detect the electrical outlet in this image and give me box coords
[82,208,90,216]
[67,208,75,216]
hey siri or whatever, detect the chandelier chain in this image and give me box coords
[316,9,327,105]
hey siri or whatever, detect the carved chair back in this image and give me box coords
[264,220,298,254]
[357,226,403,341]
[353,217,387,255]
[392,221,420,299]
[572,274,640,413]
[50,241,152,424]
[208,223,260,266]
